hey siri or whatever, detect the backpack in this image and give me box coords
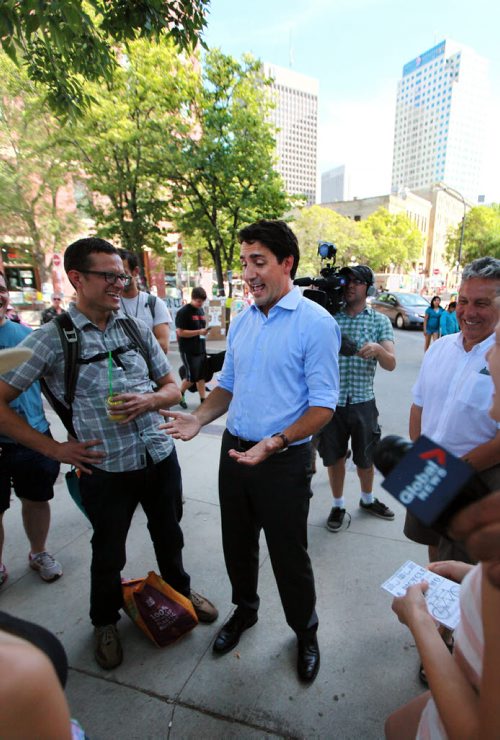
[40,312,154,438]
[146,293,156,319]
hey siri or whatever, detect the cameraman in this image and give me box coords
[316,265,396,531]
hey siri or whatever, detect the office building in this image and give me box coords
[321,165,350,203]
[391,40,489,202]
[263,63,318,205]
[324,186,468,289]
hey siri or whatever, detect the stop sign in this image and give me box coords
[176,242,183,259]
[53,254,61,267]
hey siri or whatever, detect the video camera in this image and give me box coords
[293,241,346,316]
[294,241,358,356]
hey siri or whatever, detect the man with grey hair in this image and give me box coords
[41,293,65,325]
[405,255,500,685]
[406,256,500,563]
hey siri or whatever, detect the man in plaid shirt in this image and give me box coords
[0,238,217,670]
[317,265,396,532]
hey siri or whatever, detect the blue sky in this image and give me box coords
[204,0,500,201]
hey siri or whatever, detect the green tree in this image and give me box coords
[0,54,81,284]
[65,38,197,264]
[291,205,374,277]
[445,205,500,265]
[363,208,423,271]
[165,50,290,294]
[0,0,209,117]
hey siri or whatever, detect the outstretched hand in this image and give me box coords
[159,410,201,441]
[228,437,282,466]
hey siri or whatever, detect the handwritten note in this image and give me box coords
[381,560,461,630]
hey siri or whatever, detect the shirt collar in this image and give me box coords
[68,302,124,331]
[454,330,494,353]
[339,305,371,318]
[249,286,301,315]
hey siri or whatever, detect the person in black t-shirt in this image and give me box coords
[175,287,210,407]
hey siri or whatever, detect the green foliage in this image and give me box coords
[0,0,209,117]
[0,54,82,281]
[291,206,373,277]
[445,205,500,265]
[291,206,422,277]
[0,42,289,290]
[165,50,291,293]
[64,38,198,263]
[363,208,423,271]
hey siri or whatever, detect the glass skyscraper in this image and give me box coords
[391,40,489,201]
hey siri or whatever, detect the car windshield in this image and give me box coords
[394,293,429,307]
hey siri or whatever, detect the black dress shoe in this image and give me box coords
[297,634,320,683]
[213,608,258,655]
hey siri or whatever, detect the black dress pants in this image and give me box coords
[80,448,190,626]
[218,431,318,635]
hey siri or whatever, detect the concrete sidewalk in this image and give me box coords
[0,341,429,739]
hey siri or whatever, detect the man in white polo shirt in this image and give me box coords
[406,256,500,563]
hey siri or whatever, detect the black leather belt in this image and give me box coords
[227,432,259,451]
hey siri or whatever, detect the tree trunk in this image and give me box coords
[213,249,225,296]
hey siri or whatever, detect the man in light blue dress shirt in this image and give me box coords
[162,220,340,683]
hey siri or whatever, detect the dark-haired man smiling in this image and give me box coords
[162,220,340,683]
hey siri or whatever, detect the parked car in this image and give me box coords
[371,291,430,329]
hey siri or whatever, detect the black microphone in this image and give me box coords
[373,435,489,535]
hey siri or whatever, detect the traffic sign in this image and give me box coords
[176,242,183,259]
[53,254,61,267]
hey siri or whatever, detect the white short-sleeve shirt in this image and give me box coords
[120,293,172,331]
[412,332,499,457]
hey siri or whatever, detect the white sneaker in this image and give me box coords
[29,551,63,582]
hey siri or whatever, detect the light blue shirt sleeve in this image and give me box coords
[218,290,340,442]
[303,313,340,409]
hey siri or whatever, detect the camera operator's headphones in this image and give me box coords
[339,265,376,297]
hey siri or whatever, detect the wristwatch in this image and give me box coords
[271,432,289,453]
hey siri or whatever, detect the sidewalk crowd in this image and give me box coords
[0,223,499,739]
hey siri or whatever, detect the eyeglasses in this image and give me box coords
[79,270,131,287]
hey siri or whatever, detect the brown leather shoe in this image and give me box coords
[189,590,219,623]
[94,624,123,670]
